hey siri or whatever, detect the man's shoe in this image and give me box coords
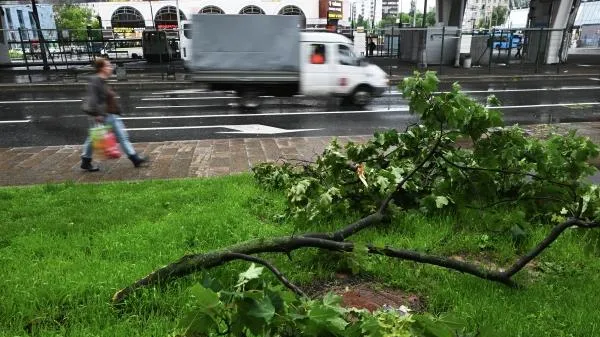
[80,157,100,172]
[128,154,149,168]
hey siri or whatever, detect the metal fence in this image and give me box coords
[1,26,596,76]
[1,27,178,68]
[361,27,586,74]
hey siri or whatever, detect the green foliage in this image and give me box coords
[478,6,509,28]
[254,71,600,226]
[174,264,468,337]
[53,4,101,41]
[378,11,436,28]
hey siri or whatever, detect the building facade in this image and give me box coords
[382,0,399,17]
[463,0,510,30]
[0,4,57,41]
[81,0,351,31]
[352,0,383,27]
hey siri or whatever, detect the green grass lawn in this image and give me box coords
[1,175,599,336]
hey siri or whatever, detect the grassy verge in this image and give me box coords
[1,175,599,336]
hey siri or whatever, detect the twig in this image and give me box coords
[379,131,444,213]
[303,212,385,241]
[224,253,306,297]
[464,196,572,211]
[440,155,578,199]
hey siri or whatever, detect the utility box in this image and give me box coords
[425,26,459,65]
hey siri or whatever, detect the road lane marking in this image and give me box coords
[136,105,216,109]
[126,107,411,119]
[141,96,234,101]
[128,101,600,117]
[493,102,600,109]
[0,99,81,104]
[0,119,30,124]
[125,124,322,134]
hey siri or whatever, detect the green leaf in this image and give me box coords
[323,292,344,309]
[309,305,347,331]
[247,295,276,322]
[189,284,221,311]
[412,314,455,337]
[435,196,449,208]
[236,263,264,288]
[179,312,218,336]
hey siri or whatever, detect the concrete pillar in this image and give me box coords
[527,0,580,64]
[436,0,466,26]
[545,0,573,64]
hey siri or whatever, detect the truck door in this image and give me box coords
[333,43,363,95]
[301,42,334,96]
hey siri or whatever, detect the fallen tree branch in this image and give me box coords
[224,253,307,298]
[503,218,600,277]
[366,245,516,287]
[112,218,599,304]
[112,236,352,304]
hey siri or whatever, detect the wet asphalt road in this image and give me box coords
[0,77,599,148]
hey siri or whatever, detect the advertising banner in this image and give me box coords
[327,0,343,20]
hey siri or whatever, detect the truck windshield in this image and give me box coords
[338,44,359,66]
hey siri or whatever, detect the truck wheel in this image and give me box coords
[238,90,262,110]
[351,86,373,108]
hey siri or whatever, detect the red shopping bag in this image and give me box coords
[103,129,121,159]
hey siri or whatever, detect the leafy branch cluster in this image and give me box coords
[173,263,469,337]
[253,71,600,224]
[113,72,600,334]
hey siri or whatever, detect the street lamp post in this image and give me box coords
[175,0,181,36]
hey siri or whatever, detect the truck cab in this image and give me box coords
[300,32,388,107]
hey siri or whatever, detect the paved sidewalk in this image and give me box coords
[0,136,370,187]
[3,122,600,187]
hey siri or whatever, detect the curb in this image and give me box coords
[0,80,196,91]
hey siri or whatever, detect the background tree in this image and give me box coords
[491,6,509,26]
[53,4,101,41]
[355,14,367,28]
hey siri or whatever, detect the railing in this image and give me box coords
[361,26,591,74]
[1,27,178,66]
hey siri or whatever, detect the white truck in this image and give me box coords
[181,15,389,109]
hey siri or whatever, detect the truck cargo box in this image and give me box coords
[190,14,301,73]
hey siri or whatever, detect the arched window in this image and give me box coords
[278,5,304,16]
[278,5,306,28]
[239,5,265,15]
[111,6,145,28]
[199,6,225,14]
[154,6,186,29]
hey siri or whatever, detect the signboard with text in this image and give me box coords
[327,0,343,20]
